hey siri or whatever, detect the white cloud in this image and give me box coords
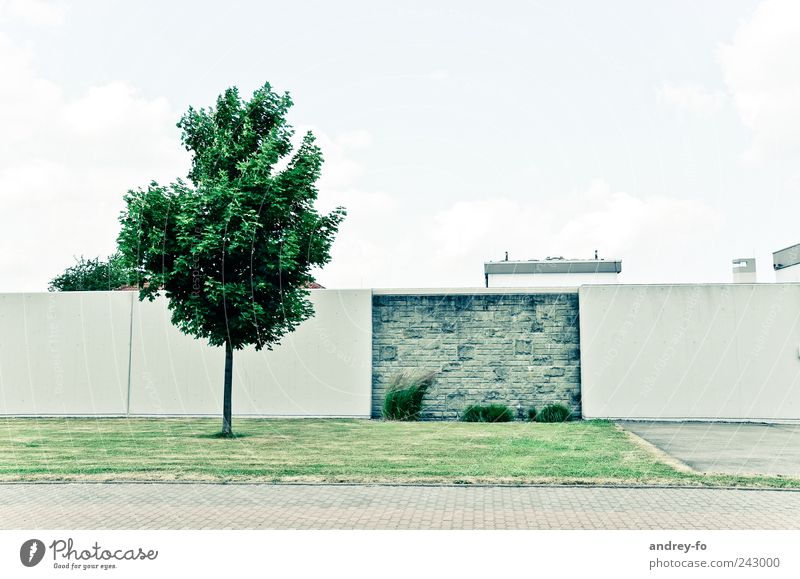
[0,0,730,291]
[314,187,401,288]
[0,21,393,293]
[0,0,66,26]
[315,178,725,288]
[426,180,724,285]
[309,128,404,288]
[657,82,725,116]
[295,126,371,191]
[718,0,800,163]
[334,130,372,150]
[0,30,189,291]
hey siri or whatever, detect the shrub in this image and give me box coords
[382,372,436,420]
[534,403,572,423]
[460,404,515,423]
[526,406,537,421]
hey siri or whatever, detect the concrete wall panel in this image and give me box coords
[128,295,223,415]
[580,284,800,421]
[0,292,132,415]
[129,290,372,416]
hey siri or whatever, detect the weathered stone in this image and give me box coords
[492,366,509,381]
[379,346,397,361]
[514,339,532,355]
[457,345,475,360]
[372,293,581,419]
[403,327,424,338]
[440,362,461,373]
[441,321,456,333]
[551,331,578,344]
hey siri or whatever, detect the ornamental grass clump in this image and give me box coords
[460,404,515,423]
[382,372,436,421]
[534,403,572,423]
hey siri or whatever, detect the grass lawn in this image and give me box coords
[0,418,796,487]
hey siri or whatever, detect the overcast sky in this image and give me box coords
[1,0,798,290]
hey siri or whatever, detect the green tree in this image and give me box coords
[117,82,345,437]
[48,253,135,292]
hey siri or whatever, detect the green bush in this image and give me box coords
[460,404,515,423]
[526,406,537,421]
[534,403,572,423]
[382,372,436,421]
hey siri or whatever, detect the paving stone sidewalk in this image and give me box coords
[1,484,798,530]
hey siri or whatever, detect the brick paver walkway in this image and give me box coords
[1,484,798,530]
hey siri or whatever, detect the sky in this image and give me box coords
[1,0,798,291]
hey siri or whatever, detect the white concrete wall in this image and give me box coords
[9,285,800,421]
[0,292,132,415]
[129,290,372,416]
[776,264,800,282]
[488,272,618,288]
[580,284,800,421]
[0,290,372,417]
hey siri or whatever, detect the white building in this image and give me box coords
[732,257,757,283]
[484,256,621,288]
[773,243,800,282]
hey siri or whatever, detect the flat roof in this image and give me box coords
[773,243,800,270]
[373,287,579,295]
[484,259,622,275]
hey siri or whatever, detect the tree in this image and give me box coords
[117,82,345,437]
[49,253,135,292]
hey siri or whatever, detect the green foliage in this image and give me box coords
[526,406,537,422]
[48,253,135,292]
[535,404,572,423]
[382,372,436,421]
[117,82,345,351]
[460,404,515,423]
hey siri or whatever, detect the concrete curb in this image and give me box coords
[0,481,799,492]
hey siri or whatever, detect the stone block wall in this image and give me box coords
[371,292,581,420]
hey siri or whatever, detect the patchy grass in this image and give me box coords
[0,418,796,488]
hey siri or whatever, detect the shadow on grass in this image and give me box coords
[197,432,253,440]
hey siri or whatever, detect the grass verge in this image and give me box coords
[0,418,797,488]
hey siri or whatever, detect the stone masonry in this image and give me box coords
[371,292,581,420]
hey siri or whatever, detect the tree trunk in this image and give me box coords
[222,341,233,436]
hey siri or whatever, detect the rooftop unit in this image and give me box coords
[484,256,622,288]
[732,258,756,283]
[773,243,800,282]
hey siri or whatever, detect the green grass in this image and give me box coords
[0,418,796,488]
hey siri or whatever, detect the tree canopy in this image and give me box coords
[48,253,135,292]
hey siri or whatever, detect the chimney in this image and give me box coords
[732,258,756,283]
